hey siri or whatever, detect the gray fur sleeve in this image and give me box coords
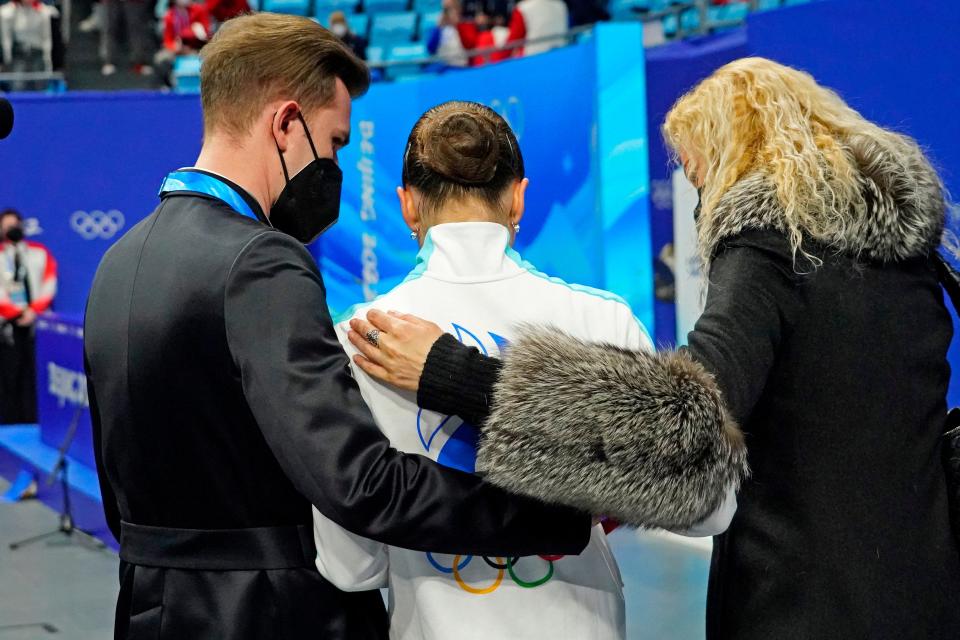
[475,326,749,529]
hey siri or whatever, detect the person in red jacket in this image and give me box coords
[154,0,211,86]
[0,208,56,424]
[206,0,249,27]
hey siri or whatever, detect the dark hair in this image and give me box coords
[0,208,21,222]
[402,101,524,220]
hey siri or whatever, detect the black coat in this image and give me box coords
[83,171,589,640]
[415,136,960,638]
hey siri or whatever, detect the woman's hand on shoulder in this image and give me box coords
[347,309,444,392]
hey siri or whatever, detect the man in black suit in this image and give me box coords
[84,13,588,640]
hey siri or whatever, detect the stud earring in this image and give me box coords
[513,224,520,233]
[410,230,419,240]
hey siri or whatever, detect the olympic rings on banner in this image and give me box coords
[70,210,125,240]
[426,552,471,574]
[507,557,555,589]
[483,556,519,571]
[453,555,504,595]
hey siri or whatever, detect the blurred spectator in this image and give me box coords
[426,0,468,68]
[468,11,510,66]
[0,0,59,91]
[206,0,249,29]
[328,10,366,60]
[154,0,211,86]
[101,0,155,77]
[0,208,56,424]
[507,0,568,57]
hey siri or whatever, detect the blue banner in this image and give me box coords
[35,313,94,468]
[321,24,653,332]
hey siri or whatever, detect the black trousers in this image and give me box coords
[0,325,37,424]
[115,561,389,639]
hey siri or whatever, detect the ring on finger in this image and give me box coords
[365,329,381,348]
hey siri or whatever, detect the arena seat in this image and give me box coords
[173,56,202,94]
[608,0,652,21]
[364,0,409,13]
[417,10,441,40]
[347,13,371,38]
[384,43,429,80]
[412,0,441,12]
[370,11,418,45]
[261,0,312,15]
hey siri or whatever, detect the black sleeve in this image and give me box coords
[685,236,803,423]
[223,232,590,557]
[417,333,503,426]
[85,353,122,544]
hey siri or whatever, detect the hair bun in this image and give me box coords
[420,111,500,185]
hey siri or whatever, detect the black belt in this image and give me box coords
[119,521,317,571]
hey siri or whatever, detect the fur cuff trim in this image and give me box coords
[476,327,748,529]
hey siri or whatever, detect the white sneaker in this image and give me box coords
[79,14,100,32]
[101,63,116,76]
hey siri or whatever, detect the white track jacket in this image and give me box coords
[314,222,734,639]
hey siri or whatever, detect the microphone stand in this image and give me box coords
[8,406,106,551]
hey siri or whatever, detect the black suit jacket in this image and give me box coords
[84,173,589,639]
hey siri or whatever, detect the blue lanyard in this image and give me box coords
[158,170,260,223]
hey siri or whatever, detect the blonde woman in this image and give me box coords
[348,58,960,638]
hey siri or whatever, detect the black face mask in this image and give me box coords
[693,187,703,222]
[6,226,24,243]
[270,113,343,244]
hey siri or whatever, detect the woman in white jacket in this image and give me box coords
[313,101,738,640]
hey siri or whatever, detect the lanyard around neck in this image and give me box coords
[158,170,259,223]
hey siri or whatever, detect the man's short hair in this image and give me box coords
[0,208,22,222]
[200,13,370,139]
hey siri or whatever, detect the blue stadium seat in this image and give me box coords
[680,7,700,31]
[173,56,202,95]
[384,43,428,80]
[262,0,312,16]
[346,13,371,37]
[364,0,408,13]
[417,10,441,40]
[412,0,441,11]
[709,1,748,23]
[755,0,781,11]
[370,11,417,45]
[662,13,678,36]
[608,0,651,20]
[315,0,358,22]
[784,0,811,5]
[366,45,385,63]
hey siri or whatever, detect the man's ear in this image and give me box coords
[397,186,421,236]
[272,101,301,153]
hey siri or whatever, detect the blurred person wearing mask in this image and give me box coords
[84,14,591,639]
[0,208,56,424]
[154,0,211,86]
[328,11,366,61]
[506,0,568,57]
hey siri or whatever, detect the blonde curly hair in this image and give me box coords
[662,57,937,262]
